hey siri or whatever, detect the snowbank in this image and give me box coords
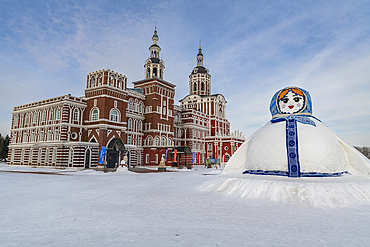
[200,174,370,207]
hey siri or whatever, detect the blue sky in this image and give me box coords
[1,0,370,146]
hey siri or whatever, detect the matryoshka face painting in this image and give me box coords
[278,89,305,114]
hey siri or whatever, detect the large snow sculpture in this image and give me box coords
[223,86,370,177]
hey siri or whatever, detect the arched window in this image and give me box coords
[147,68,150,77]
[49,109,53,121]
[148,137,152,146]
[194,82,196,92]
[25,113,29,125]
[109,75,114,86]
[91,77,95,86]
[118,79,122,89]
[110,110,118,122]
[98,75,102,85]
[168,139,172,146]
[138,121,142,131]
[42,110,46,122]
[56,108,60,120]
[73,109,79,121]
[155,137,159,146]
[128,119,132,130]
[153,68,157,77]
[201,82,204,91]
[163,107,166,115]
[92,109,99,121]
[129,100,133,111]
[159,69,162,78]
[33,112,37,123]
[139,102,143,113]
[161,137,166,146]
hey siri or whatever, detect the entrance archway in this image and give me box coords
[106,138,125,168]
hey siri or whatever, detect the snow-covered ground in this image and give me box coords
[1,163,370,246]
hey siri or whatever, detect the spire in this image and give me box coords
[145,27,165,79]
[197,41,203,66]
[152,26,159,45]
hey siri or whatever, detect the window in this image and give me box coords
[33,113,37,123]
[155,138,159,146]
[56,108,60,120]
[38,149,42,164]
[92,109,99,121]
[148,137,152,146]
[138,137,142,146]
[110,110,118,122]
[98,75,102,85]
[163,107,166,115]
[129,100,133,111]
[149,106,152,112]
[69,148,74,165]
[47,130,51,141]
[21,149,25,162]
[146,154,149,163]
[55,130,59,141]
[29,149,33,163]
[73,109,79,121]
[147,68,150,78]
[23,133,27,143]
[25,113,29,125]
[155,154,158,163]
[109,75,114,86]
[139,102,143,113]
[153,68,157,77]
[12,116,19,129]
[128,119,132,130]
[201,82,204,91]
[118,79,122,89]
[208,143,212,150]
[49,109,53,121]
[91,77,95,86]
[52,149,57,163]
[161,137,166,146]
[194,82,196,92]
[168,139,171,146]
[31,132,35,142]
[42,110,46,122]
[127,136,132,145]
[45,149,49,164]
[40,131,44,141]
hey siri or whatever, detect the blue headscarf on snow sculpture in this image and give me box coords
[270,86,319,127]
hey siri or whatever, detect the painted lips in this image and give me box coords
[288,105,294,109]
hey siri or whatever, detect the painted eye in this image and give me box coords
[282,98,289,103]
[294,97,300,102]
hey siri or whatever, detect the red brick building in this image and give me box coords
[7,28,244,169]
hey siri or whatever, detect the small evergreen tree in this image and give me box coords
[0,133,10,160]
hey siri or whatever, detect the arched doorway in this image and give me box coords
[85,149,91,169]
[106,138,125,168]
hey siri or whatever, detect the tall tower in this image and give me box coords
[144,27,165,79]
[133,28,176,166]
[189,46,211,95]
